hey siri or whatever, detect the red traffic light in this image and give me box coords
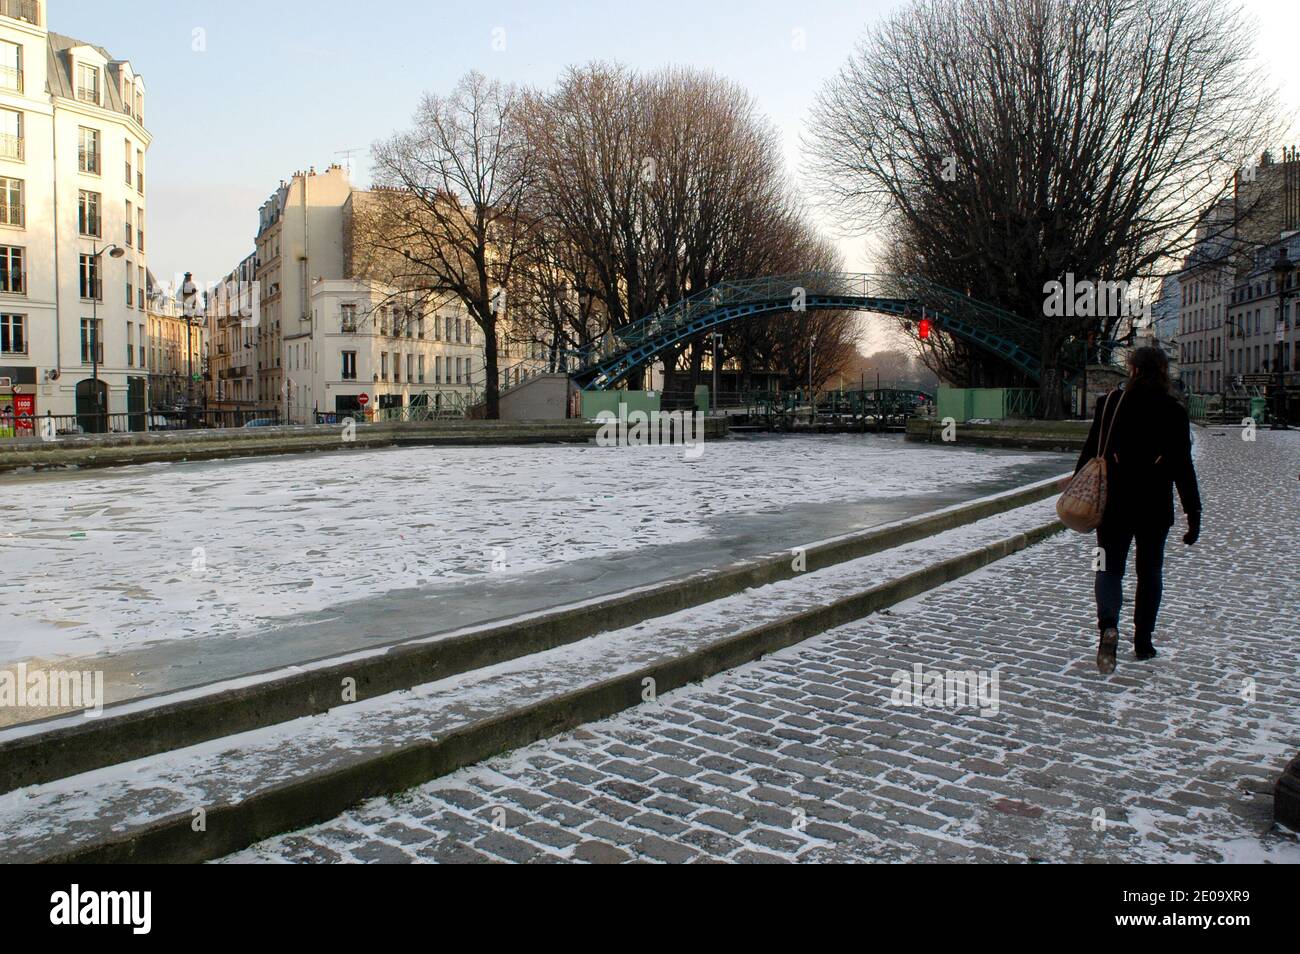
[918,317,931,340]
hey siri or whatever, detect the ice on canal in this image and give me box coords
[0,434,1069,665]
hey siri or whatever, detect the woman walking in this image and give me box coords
[1075,347,1201,674]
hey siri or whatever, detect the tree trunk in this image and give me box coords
[483,320,501,420]
[1037,334,1065,420]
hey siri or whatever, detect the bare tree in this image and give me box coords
[524,64,836,393]
[806,0,1281,416]
[365,72,536,419]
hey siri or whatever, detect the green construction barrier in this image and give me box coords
[581,390,662,421]
[937,386,1038,422]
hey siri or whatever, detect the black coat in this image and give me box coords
[1074,382,1202,528]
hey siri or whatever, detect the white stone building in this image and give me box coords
[206,164,546,423]
[0,1,151,431]
[304,279,485,421]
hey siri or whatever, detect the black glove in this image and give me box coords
[1183,512,1201,546]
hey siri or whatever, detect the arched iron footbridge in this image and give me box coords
[571,273,1047,390]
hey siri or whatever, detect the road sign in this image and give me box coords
[357,393,369,407]
[1242,374,1272,387]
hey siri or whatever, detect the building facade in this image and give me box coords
[0,1,151,432]
[145,273,203,410]
[203,252,258,420]
[1176,150,1300,400]
[305,278,485,421]
[203,164,546,423]
[1225,232,1300,408]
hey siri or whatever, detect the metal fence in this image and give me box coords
[1,408,281,439]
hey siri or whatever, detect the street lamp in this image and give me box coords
[1270,247,1292,430]
[90,242,126,433]
[181,272,203,422]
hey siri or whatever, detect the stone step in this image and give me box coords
[0,494,1065,863]
[0,474,1064,795]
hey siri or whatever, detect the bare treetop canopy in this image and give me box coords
[805,0,1281,416]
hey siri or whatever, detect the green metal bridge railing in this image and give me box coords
[571,273,1045,390]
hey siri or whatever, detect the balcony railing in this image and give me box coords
[0,134,22,161]
[0,0,39,26]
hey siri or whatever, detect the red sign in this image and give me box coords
[357,393,369,407]
[13,392,34,436]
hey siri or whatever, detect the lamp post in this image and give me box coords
[1270,247,1292,430]
[710,331,721,413]
[181,272,199,417]
[89,242,126,433]
[809,334,817,425]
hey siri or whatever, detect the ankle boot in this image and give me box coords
[1097,627,1119,674]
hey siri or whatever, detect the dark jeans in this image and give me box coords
[1095,521,1170,641]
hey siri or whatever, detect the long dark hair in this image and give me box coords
[1127,346,1171,394]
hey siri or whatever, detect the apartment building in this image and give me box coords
[254,164,352,417]
[1176,150,1300,397]
[144,274,203,409]
[306,278,484,421]
[203,252,258,419]
[1225,232,1300,407]
[210,164,545,423]
[0,1,151,431]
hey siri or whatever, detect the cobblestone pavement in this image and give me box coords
[225,430,1300,863]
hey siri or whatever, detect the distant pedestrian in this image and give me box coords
[1074,347,1201,674]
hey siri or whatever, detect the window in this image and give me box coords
[80,317,103,363]
[405,315,412,338]
[125,200,132,245]
[124,139,132,185]
[0,108,22,160]
[76,63,100,105]
[417,316,424,338]
[78,190,101,236]
[340,303,356,331]
[0,40,21,93]
[418,354,425,382]
[125,260,133,308]
[380,352,388,380]
[406,353,413,382]
[77,127,100,174]
[394,352,401,383]
[137,150,144,193]
[126,322,134,366]
[78,254,101,300]
[0,245,22,294]
[0,176,22,226]
[456,356,463,383]
[455,318,462,343]
[138,265,144,309]
[436,356,442,383]
[0,313,24,354]
[136,206,144,250]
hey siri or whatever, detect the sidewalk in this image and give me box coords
[222,428,1300,863]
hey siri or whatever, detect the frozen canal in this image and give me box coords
[0,434,1069,717]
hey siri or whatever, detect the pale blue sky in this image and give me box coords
[50,0,1300,320]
